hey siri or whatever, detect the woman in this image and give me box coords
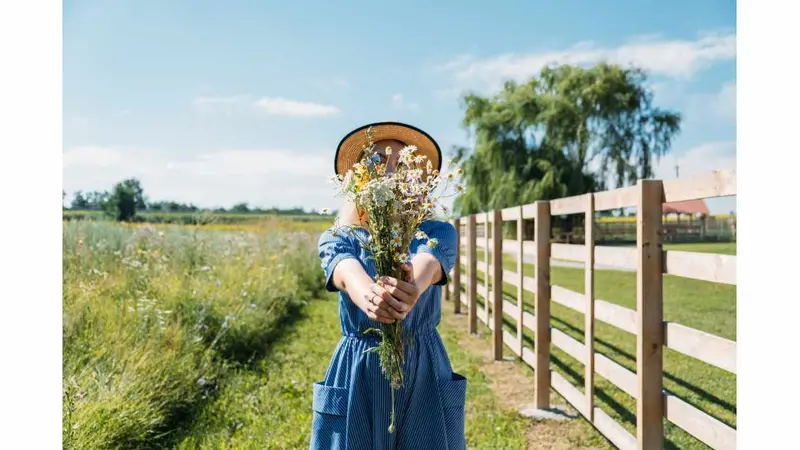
[311,122,466,450]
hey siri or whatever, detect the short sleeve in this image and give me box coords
[318,228,361,292]
[412,220,458,286]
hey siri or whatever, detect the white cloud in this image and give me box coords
[654,140,736,181]
[192,94,252,115]
[391,93,419,111]
[62,145,337,210]
[440,31,735,92]
[63,146,122,169]
[192,94,340,118]
[254,97,340,117]
[704,81,736,122]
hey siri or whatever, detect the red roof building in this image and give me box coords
[662,199,709,216]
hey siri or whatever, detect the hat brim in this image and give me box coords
[334,121,441,176]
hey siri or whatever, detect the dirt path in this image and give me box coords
[439,306,612,450]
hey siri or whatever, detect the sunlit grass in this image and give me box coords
[466,242,736,448]
[62,221,323,449]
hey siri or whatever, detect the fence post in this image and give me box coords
[453,218,462,314]
[534,200,551,409]
[636,180,664,450]
[492,209,504,361]
[467,214,478,334]
[516,206,524,357]
[484,212,490,323]
[585,194,596,421]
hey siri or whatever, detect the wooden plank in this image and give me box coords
[503,299,520,320]
[663,322,737,374]
[521,203,538,219]
[479,307,489,324]
[595,246,637,271]
[550,193,587,216]
[552,284,638,334]
[594,407,637,450]
[550,370,588,417]
[595,352,637,398]
[662,169,737,202]
[459,237,537,259]
[503,330,522,357]
[516,205,525,356]
[492,210,504,361]
[594,185,638,211]
[522,311,537,334]
[501,206,520,220]
[467,214,478,334]
[551,243,585,262]
[453,218,461,313]
[663,391,737,449]
[551,284,585,313]
[521,346,537,370]
[595,299,637,334]
[585,194,596,421]
[504,269,536,294]
[551,328,585,363]
[535,200,551,409]
[636,179,664,450]
[664,251,737,285]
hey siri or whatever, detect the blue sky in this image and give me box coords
[63,0,736,213]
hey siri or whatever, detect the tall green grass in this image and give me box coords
[62,222,323,449]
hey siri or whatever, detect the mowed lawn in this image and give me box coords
[465,242,736,449]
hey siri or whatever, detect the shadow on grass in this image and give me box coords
[550,315,736,416]
[549,354,682,450]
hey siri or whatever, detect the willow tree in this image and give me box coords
[452,63,681,218]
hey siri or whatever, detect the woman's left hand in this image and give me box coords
[377,264,422,314]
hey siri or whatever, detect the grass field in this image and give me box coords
[63,218,735,448]
[466,241,736,449]
[62,222,323,449]
[175,293,561,449]
[63,209,335,227]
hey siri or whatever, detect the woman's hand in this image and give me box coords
[376,263,423,313]
[352,280,409,324]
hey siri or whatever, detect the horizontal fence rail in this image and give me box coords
[443,170,737,449]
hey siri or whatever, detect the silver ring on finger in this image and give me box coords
[370,293,379,306]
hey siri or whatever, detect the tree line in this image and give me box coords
[63,178,326,222]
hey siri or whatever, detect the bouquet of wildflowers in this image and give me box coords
[327,127,462,432]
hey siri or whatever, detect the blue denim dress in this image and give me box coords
[310,220,467,450]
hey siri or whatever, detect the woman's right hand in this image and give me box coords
[352,280,410,324]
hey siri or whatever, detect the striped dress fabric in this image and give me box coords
[311,220,467,450]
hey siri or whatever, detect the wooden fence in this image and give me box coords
[444,170,737,450]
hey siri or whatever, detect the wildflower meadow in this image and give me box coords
[62,221,323,449]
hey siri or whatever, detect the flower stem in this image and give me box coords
[388,386,396,433]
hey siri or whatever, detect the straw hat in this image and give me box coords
[334,121,441,176]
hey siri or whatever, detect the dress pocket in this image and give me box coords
[439,372,467,450]
[310,382,348,450]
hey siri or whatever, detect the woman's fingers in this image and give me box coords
[368,310,395,324]
[400,263,415,283]
[371,284,409,314]
[378,277,419,305]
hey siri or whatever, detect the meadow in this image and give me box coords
[469,242,736,449]
[63,218,553,449]
[62,221,324,449]
[63,215,734,448]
